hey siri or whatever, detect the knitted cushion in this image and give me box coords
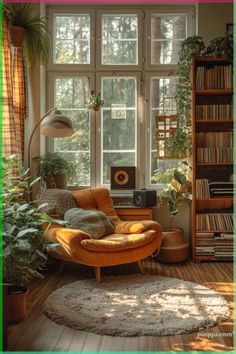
[64,208,115,239]
[39,189,76,216]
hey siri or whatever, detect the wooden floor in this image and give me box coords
[8,258,234,352]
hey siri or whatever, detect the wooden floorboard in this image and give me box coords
[7,258,234,352]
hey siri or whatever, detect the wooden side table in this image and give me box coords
[114,206,154,221]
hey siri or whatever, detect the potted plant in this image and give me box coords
[155,164,192,263]
[86,90,104,111]
[36,152,75,189]
[6,3,49,67]
[2,156,59,323]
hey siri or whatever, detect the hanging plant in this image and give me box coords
[164,36,205,159]
[202,32,233,61]
[6,3,49,68]
[86,90,104,112]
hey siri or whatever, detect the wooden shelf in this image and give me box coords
[196,197,233,210]
[192,56,233,263]
[195,90,233,95]
[196,229,233,233]
[196,163,232,167]
[194,56,231,64]
[195,119,233,124]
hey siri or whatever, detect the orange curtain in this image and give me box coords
[2,15,28,160]
[12,47,28,159]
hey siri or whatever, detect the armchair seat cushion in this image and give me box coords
[81,230,157,252]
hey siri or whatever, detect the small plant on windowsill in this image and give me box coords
[86,90,104,112]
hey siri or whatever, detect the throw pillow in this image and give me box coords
[38,189,76,217]
[64,208,115,239]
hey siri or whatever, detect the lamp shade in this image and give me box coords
[40,109,74,137]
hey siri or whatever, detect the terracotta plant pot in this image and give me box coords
[7,285,28,324]
[93,105,101,112]
[44,174,67,189]
[157,227,189,263]
[10,26,25,47]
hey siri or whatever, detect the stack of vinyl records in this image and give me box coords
[209,182,234,197]
[214,233,234,261]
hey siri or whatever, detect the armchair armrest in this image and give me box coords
[115,220,162,234]
[43,223,91,256]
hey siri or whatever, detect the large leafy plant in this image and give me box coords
[2,156,59,286]
[161,168,192,230]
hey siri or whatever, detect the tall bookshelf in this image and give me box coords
[191,56,233,262]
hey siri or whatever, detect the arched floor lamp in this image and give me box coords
[28,107,74,171]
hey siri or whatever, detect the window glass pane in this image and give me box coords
[102,15,138,65]
[103,152,135,185]
[151,14,187,64]
[54,77,90,186]
[101,76,137,185]
[54,15,90,64]
[150,77,178,184]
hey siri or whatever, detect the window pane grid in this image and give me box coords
[54,77,91,186]
[102,14,138,65]
[54,15,90,64]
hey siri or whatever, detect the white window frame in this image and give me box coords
[145,7,195,70]
[145,72,179,191]
[96,9,143,70]
[47,71,96,187]
[47,7,96,70]
[95,72,142,189]
[46,4,196,191]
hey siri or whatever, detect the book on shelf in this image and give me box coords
[195,65,232,90]
[196,104,232,120]
[195,231,234,259]
[196,132,233,148]
[196,132,233,163]
[196,213,233,232]
[196,179,210,198]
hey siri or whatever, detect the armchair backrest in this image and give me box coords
[72,188,120,224]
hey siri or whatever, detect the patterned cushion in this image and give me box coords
[39,189,76,217]
[64,208,115,239]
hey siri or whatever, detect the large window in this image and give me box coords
[47,6,195,189]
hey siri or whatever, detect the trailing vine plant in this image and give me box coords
[164,32,233,160]
[164,36,205,159]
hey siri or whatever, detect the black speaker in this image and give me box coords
[133,190,157,207]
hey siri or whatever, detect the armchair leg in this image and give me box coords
[94,267,101,283]
[137,260,144,274]
[58,261,65,273]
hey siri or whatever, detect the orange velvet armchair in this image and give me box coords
[43,188,162,282]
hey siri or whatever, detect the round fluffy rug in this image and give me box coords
[44,274,230,336]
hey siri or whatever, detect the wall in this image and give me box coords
[198,3,233,44]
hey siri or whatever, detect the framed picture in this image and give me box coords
[226,23,233,34]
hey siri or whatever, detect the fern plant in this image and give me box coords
[7,3,49,67]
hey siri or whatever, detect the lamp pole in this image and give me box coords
[27,107,56,171]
